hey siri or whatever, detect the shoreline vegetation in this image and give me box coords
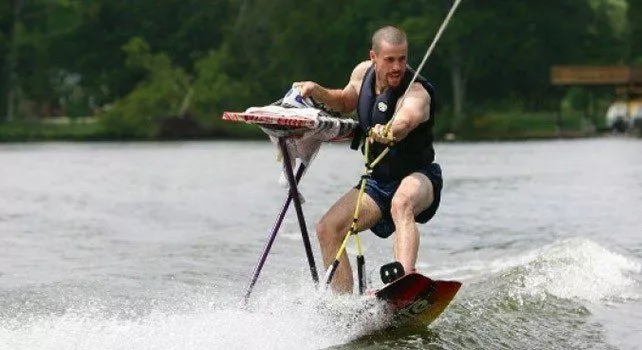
[0,0,642,142]
[2,1,641,145]
[0,110,607,143]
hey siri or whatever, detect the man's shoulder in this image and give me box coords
[407,81,431,101]
[410,81,430,93]
[355,60,372,72]
[345,61,372,99]
[350,61,372,82]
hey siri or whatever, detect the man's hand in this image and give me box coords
[293,81,318,98]
[369,124,396,145]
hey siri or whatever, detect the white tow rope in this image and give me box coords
[385,0,463,133]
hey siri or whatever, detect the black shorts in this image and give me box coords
[358,162,443,238]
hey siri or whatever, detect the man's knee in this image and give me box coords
[316,218,344,246]
[390,194,414,219]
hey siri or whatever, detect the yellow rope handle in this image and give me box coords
[330,122,401,260]
[324,125,401,287]
[330,139,371,262]
[323,133,394,286]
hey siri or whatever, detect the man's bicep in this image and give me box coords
[341,83,359,112]
[398,87,431,125]
[341,62,369,113]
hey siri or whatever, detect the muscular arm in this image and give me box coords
[296,61,370,114]
[388,83,431,141]
[307,86,352,114]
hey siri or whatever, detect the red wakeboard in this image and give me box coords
[374,273,461,326]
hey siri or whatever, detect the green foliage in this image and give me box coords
[2,0,639,140]
[0,119,106,142]
[465,111,591,140]
[11,0,85,118]
[99,37,192,139]
[630,0,642,61]
[563,87,591,111]
[191,45,254,129]
[0,0,13,121]
[432,105,454,139]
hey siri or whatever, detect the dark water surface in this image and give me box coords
[0,138,640,349]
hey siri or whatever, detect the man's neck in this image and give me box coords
[375,81,388,95]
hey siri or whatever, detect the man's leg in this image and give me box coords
[390,172,434,274]
[316,188,381,293]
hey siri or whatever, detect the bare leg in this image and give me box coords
[316,188,381,293]
[390,172,434,274]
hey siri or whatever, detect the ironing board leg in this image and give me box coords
[242,138,318,303]
[278,138,319,283]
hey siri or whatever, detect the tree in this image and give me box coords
[0,0,22,121]
[99,37,192,138]
[629,0,642,62]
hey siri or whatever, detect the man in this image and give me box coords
[295,25,441,294]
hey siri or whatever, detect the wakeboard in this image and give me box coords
[374,272,461,327]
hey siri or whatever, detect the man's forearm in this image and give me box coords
[311,87,348,114]
[390,118,412,141]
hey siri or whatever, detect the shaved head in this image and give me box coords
[371,26,407,54]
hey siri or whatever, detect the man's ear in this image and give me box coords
[369,49,376,62]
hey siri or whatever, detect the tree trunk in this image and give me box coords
[449,47,467,132]
[233,0,250,35]
[2,0,22,122]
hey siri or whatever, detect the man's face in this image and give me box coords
[370,40,408,90]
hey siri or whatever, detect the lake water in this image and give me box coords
[0,138,640,349]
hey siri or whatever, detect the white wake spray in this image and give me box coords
[0,278,391,350]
